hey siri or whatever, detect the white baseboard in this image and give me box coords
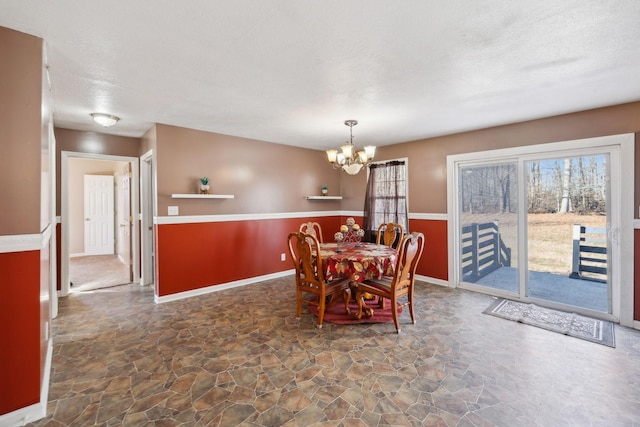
[0,402,43,427]
[154,270,295,304]
[0,341,51,426]
[415,274,450,287]
[155,271,449,304]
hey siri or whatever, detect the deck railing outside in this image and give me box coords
[569,224,607,282]
[461,221,511,282]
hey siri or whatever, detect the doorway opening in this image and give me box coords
[61,151,140,296]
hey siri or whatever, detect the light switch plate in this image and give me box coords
[168,206,179,216]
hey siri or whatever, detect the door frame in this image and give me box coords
[446,134,634,326]
[60,151,140,296]
[140,149,155,288]
[49,122,58,318]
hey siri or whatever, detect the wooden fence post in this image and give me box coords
[492,220,499,267]
[470,223,478,280]
[570,224,582,279]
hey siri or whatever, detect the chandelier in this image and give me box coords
[326,120,376,175]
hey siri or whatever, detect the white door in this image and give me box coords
[84,175,115,255]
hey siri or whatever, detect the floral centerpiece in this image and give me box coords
[334,217,366,243]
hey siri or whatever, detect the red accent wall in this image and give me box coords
[0,251,41,414]
[410,219,448,281]
[156,217,347,296]
[156,216,449,297]
[40,242,51,383]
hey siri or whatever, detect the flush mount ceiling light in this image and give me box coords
[90,113,120,127]
[326,120,376,175]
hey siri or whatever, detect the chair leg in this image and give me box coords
[355,289,375,319]
[317,291,326,328]
[326,293,337,305]
[296,286,303,319]
[391,296,401,333]
[408,292,415,324]
[343,288,351,315]
[378,297,385,309]
[355,290,365,320]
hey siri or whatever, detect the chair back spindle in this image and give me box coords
[376,222,404,249]
[299,221,323,243]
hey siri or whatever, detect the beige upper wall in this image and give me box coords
[41,42,53,233]
[155,124,343,216]
[346,102,640,215]
[141,124,156,157]
[54,128,141,216]
[56,102,640,219]
[0,27,43,235]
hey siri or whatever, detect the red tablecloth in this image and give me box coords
[320,242,397,282]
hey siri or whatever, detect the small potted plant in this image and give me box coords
[199,177,210,194]
[321,185,328,196]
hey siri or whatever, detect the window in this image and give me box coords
[363,159,409,240]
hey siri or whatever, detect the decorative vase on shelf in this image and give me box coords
[199,177,210,194]
[321,185,328,196]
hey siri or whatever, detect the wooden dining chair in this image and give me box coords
[299,221,323,243]
[355,232,425,333]
[376,222,404,249]
[287,231,351,328]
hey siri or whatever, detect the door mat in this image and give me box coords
[483,298,615,347]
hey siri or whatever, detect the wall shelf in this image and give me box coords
[171,194,235,199]
[305,195,343,200]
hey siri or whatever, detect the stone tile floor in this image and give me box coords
[28,277,640,426]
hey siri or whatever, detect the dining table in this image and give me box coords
[319,241,398,283]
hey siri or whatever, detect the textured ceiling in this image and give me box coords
[1,1,640,151]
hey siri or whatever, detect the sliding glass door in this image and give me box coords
[450,136,629,320]
[524,154,610,313]
[458,161,518,295]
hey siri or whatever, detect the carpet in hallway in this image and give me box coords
[69,254,131,292]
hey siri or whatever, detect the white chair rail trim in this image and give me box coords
[0,223,53,253]
[155,210,362,225]
[155,211,451,225]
